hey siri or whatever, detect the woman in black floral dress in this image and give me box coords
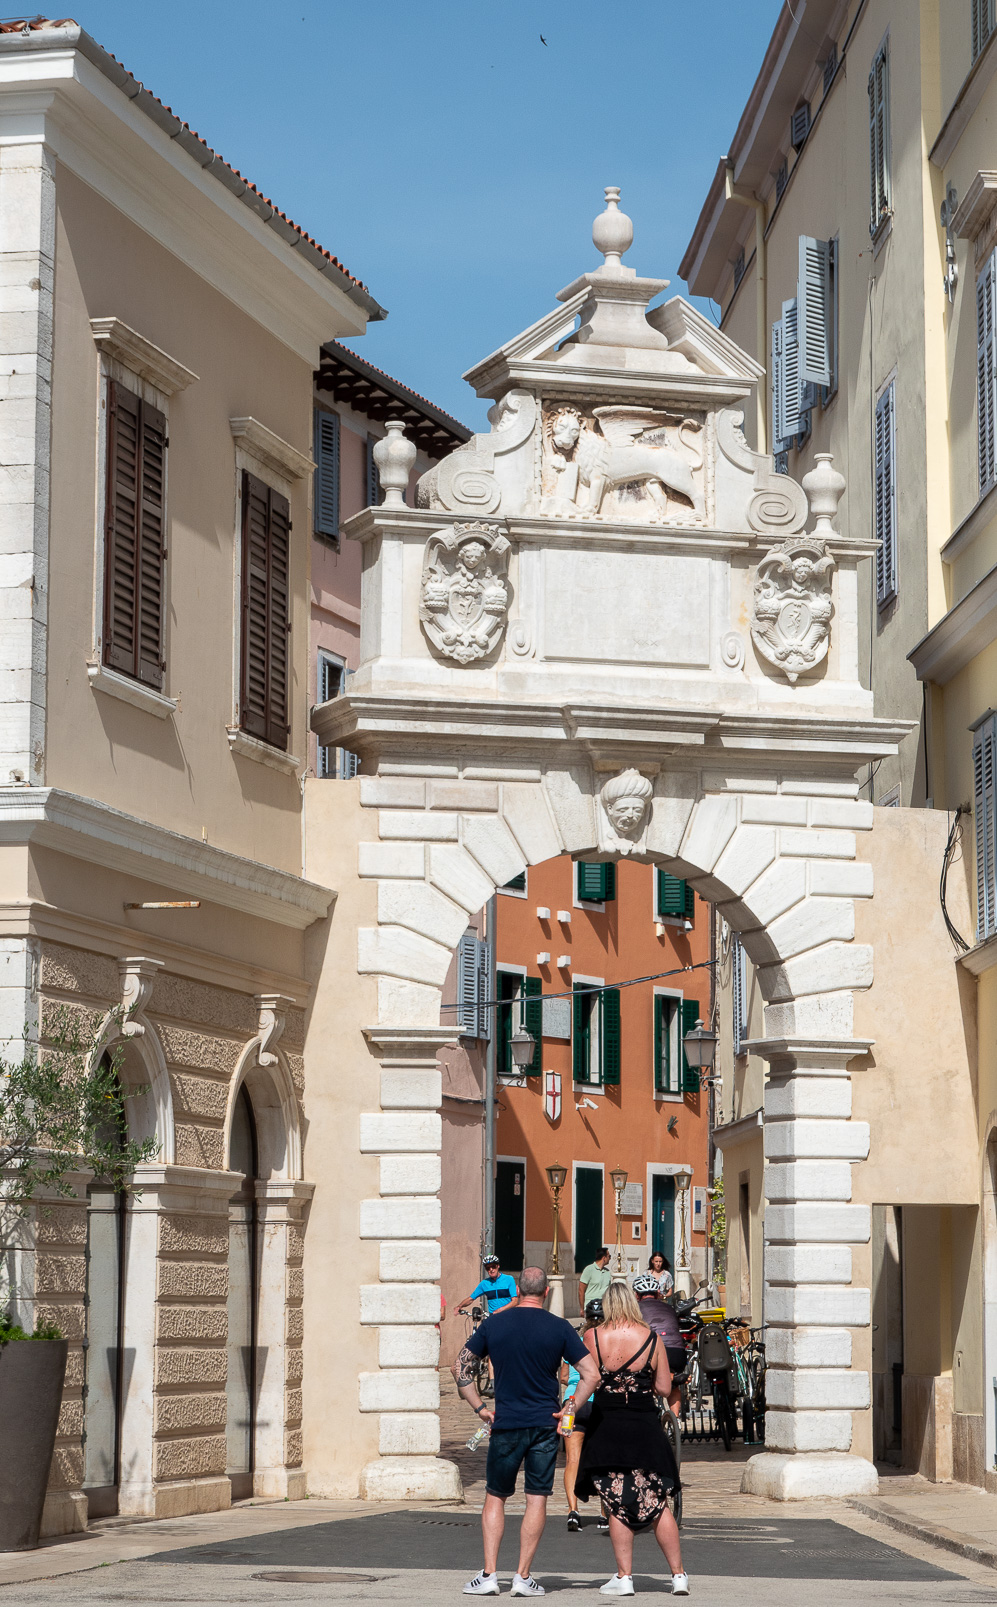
[574,1283,687,1596]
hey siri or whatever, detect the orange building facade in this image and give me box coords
[489,856,711,1317]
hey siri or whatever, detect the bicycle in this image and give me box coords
[659,1395,683,1528]
[461,1304,492,1398]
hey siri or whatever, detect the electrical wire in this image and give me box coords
[440,957,718,1015]
[940,805,971,953]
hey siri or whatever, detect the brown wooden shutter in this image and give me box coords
[240,471,290,750]
[103,381,166,689]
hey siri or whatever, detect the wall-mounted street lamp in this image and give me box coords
[682,1018,718,1079]
[510,1026,535,1070]
[610,1163,629,1274]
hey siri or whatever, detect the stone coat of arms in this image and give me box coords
[419,523,511,664]
[750,536,835,683]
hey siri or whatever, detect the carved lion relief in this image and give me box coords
[419,522,511,664]
[540,402,707,524]
[750,536,835,683]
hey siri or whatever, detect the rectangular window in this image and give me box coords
[577,861,616,903]
[790,103,811,150]
[456,931,492,1039]
[103,381,167,689]
[974,714,997,942]
[656,871,695,922]
[654,994,680,1095]
[732,937,748,1057]
[978,251,997,496]
[874,381,898,607]
[497,971,542,1076]
[365,435,381,510]
[314,409,340,542]
[316,652,359,779]
[573,982,620,1086]
[869,38,891,237]
[775,160,788,202]
[501,871,527,894]
[681,998,702,1093]
[240,470,290,749]
[823,43,838,94]
[973,0,996,61]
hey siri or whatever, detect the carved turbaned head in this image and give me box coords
[601,768,653,838]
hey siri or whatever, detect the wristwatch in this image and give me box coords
[474,1404,488,1417]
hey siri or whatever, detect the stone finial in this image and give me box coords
[593,185,633,274]
[802,452,846,539]
[373,420,417,508]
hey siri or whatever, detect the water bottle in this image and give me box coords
[466,1423,490,1451]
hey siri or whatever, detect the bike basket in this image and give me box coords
[697,1323,734,1374]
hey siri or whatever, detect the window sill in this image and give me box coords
[87,663,176,719]
[573,1082,604,1096]
[226,727,301,775]
[653,1092,683,1104]
[871,213,893,259]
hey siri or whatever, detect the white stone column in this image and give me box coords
[253,1179,313,1500]
[358,1026,460,1500]
[741,1035,878,1499]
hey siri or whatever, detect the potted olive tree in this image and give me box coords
[0,1010,155,1550]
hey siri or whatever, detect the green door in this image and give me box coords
[495,1160,525,1272]
[574,1166,604,1272]
[651,1173,675,1265]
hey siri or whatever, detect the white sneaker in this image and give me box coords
[464,1573,500,1595]
[671,1574,690,1597]
[510,1576,545,1597]
[600,1575,635,1595]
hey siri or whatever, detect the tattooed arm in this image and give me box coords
[456,1342,494,1424]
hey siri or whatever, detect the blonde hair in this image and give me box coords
[600,1282,643,1329]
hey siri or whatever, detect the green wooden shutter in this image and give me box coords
[657,872,686,917]
[573,982,588,1081]
[523,975,542,1075]
[577,861,605,901]
[503,871,527,892]
[681,998,701,1093]
[683,880,695,921]
[603,863,616,901]
[601,987,620,1084]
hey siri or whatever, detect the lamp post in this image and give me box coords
[546,1162,567,1315]
[674,1166,694,1297]
[681,1016,717,1293]
[610,1163,628,1279]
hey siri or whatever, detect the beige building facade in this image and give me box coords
[685,0,997,1490]
[0,19,379,1532]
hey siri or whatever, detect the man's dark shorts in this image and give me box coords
[486,1426,559,1498]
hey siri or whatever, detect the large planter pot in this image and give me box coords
[0,1339,68,1550]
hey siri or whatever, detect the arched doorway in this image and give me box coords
[227,1084,260,1500]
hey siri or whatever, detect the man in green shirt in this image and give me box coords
[578,1247,612,1311]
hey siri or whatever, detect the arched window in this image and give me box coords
[227,1085,260,1499]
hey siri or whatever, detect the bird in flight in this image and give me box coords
[540,34,548,45]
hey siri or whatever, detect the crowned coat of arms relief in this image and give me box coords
[419,522,511,664]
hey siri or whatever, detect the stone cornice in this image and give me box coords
[363,1025,457,1060]
[0,787,333,929]
[930,34,997,168]
[230,417,314,483]
[712,1109,763,1149]
[313,692,911,774]
[741,1036,874,1071]
[90,317,198,395]
[908,563,997,687]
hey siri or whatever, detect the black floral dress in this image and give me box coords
[574,1328,679,1532]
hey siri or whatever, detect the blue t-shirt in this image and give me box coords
[466,1305,587,1429]
[470,1275,518,1313]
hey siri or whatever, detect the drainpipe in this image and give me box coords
[483,894,497,1258]
[725,163,767,455]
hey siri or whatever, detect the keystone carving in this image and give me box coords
[419,523,511,664]
[751,536,835,683]
[598,768,654,855]
[118,956,165,1038]
[256,993,293,1067]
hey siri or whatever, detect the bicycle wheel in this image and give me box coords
[662,1405,682,1476]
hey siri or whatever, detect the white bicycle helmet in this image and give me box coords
[632,1272,660,1295]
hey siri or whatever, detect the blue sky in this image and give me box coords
[77,1,782,428]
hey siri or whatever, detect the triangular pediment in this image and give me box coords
[463,289,588,391]
[647,297,765,382]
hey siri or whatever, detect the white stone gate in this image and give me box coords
[309,192,907,1501]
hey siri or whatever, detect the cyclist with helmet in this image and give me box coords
[457,1256,520,1318]
[561,1300,606,1532]
[632,1273,685,1412]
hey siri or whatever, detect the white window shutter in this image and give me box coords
[771,317,785,447]
[978,252,997,494]
[732,937,747,1058]
[799,236,832,387]
[783,298,802,438]
[874,382,898,606]
[476,938,492,1040]
[457,933,479,1035]
[975,717,997,941]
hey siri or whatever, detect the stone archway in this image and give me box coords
[306,190,906,1502]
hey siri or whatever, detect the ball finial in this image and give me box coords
[592,185,633,273]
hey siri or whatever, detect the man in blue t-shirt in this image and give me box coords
[456,1255,519,1318]
[456,1266,600,1597]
